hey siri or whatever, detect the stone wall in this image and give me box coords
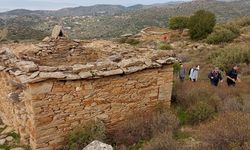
[0,65,173,150]
[0,72,33,144]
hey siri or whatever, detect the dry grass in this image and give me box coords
[198,112,250,150]
[141,132,180,150]
[173,79,250,125]
[107,105,179,149]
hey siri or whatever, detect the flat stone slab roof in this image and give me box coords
[0,37,176,84]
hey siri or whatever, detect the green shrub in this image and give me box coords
[206,28,236,44]
[64,120,106,150]
[126,38,140,45]
[209,43,250,70]
[206,24,240,44]
[176,107,188,125]
[130,140,146,150]
[173,62,181,75]
[118,37,140,45]
[8,132,21,143]
[158,42,173,50]
[0,144,10,150]
[223,23,240,35]
[169,16,189,30]
[117,37,128,43]
[174,82,221,125]
[187,102,215,125]
[188,10,216,40]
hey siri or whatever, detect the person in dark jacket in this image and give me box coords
[226,65,241,86]
[179,64,186,82]
[208,67,223,86]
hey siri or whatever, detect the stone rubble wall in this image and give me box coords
[25,65,173,150]
[0,37,176,150]
[0,72,34,145]
[0,39,176,85]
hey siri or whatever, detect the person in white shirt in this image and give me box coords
[190,65,200,82]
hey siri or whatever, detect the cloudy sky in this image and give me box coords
[0,0,190,11]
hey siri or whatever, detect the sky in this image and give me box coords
[0,0,191,12]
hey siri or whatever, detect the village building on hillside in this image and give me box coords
[0,27,176,149]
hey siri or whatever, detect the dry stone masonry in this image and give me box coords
[0,33,176,149]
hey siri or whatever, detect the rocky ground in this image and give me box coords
[0,123,28,150]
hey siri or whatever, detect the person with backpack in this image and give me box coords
[226,65,241,86]
[190,65,200,82]
[208,67,223,86]
[179,64,186,82]
[189,66,195,80]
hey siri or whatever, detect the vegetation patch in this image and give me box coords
[188,10,216,40]
[158,42,173,50]
[209,43,250,70]
[169,16,189,30]
[206,24,240,44]
[118,37,140,45]
[187,101,215,125]
[198,112,250,149]
[64,120,106,150]
[108,105,179,149]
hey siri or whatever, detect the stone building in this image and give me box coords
[0,35,176,149]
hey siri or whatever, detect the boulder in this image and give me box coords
[6,136,14,142]
[51,25,64,39]
[16,61,38,72]
[0,139,6,145]
[83,140,113,150]
[182,29,189,36]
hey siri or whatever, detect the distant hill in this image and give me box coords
[0,0,250,41]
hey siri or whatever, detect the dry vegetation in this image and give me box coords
[198,112,250,150]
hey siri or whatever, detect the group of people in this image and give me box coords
[179,64,241,87]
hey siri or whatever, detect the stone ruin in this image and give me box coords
[0,27,176,149]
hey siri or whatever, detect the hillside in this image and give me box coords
[0,0,250,41]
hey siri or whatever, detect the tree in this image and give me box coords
[188,10,216,40]
[168,16,189,30]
